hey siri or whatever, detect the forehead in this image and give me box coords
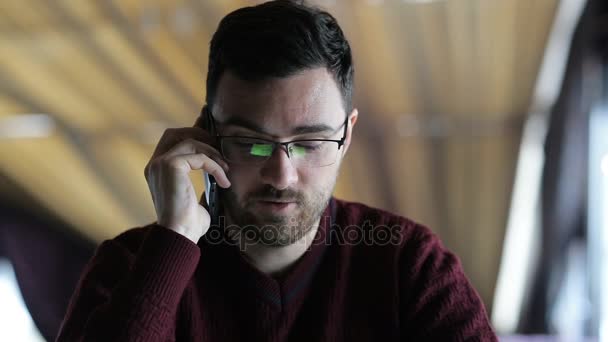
[212,67,345,136]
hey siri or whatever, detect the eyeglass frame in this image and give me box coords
[204,107,349,166]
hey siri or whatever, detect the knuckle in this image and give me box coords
[205,155,218,166]
[183,138,198,146]
[161,128,175,138]
[183,137,205,150]
[210,163,224,175]
[165,157,182,170]
[147,159,163,174]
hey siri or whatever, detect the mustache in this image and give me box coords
[249,186,303,202]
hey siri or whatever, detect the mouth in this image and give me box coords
[258,199,296,204]
[255,196,298,203]
[256,199,297,212]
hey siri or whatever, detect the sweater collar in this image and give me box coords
[202,197,336,311]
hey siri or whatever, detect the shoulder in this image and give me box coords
[70,225,160,290]
[332,197,441,250]
[94,224,158,259]
[332,198,458,279]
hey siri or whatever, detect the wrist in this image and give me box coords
[158,221,201,244]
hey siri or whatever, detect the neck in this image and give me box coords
[230,218,322,277]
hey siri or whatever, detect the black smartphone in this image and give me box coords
[201,105,220,227]
[204,172,219,227]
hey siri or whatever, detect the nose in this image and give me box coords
[259,145,299,190]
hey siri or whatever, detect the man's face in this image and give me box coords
[211,67,356,246]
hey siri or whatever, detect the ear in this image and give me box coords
[342,108,358,156]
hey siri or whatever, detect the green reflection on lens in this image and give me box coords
[291,146,307,157]
[250,144,273,157]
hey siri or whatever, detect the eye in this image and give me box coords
[230,138,273,156]
[293,141,323,150]
[233,139,255,149]
[289,141,325,157]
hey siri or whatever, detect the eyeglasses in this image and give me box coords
[206,110,348,168]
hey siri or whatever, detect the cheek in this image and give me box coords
[299,167,337,190]
[225,167,255,195]
[226,167,250,183]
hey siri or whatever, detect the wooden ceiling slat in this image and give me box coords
[347,3,413,117]
[412,3,452,114]
[91,26,196,123]
[333,156,358,205]
[511,0,558,113]
[0,123,137,241]
[0,2,146,130]
[107,1,204,108]
[141,29,206,105]
[1,1,184,127]
[46,0,198,124]
[470,135,520,308]
[205,0,249,18]
[394,4,452,246]
[0,43,110,131]
[109,0,206,105]
[89,137,157,224]
[476,0,520,116]
[495,0,521,117]
[56,0,105,25]
[0,70,144,242]
[0,95,29,114]
[341,138,390,211]
[24,32,157,126]
[47,2,183,122]
[510,0,538,114]
[445,0,479,115]
[444,139,475,247]
[180,1,225,62]
[0,0,56,32]
[383,136,438,230]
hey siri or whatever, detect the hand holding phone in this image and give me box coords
[144,126,230,243]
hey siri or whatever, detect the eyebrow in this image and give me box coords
[221,117,337,136]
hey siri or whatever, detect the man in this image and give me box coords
[57,1,497,341]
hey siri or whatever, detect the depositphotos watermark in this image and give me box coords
[202,216,405,251]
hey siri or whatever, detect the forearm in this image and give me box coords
[56,226,200,342]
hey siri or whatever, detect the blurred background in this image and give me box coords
[0,0,606,341]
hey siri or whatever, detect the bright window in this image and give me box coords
[0,258,45,342]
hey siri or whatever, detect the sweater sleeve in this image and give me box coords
[55,225,201,342]
[399,225,498,341]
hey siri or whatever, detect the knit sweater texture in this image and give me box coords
[57,197,497,341]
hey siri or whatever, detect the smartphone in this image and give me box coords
[204,172,219,227]
[201,105,220,227]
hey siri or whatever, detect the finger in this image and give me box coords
[168,154,231,188]
[164,139,228,171]
[153,127,214,157]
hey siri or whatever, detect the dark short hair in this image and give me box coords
[206,0,354,114]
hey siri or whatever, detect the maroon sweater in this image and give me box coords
[57,198,497,341]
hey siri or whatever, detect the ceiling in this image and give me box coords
[0,0,559,310]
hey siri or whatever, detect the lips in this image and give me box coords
[256,199,297,212]
[260,201,294,204]
[257,199,297,204]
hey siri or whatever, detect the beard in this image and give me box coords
[220,179,336,247]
